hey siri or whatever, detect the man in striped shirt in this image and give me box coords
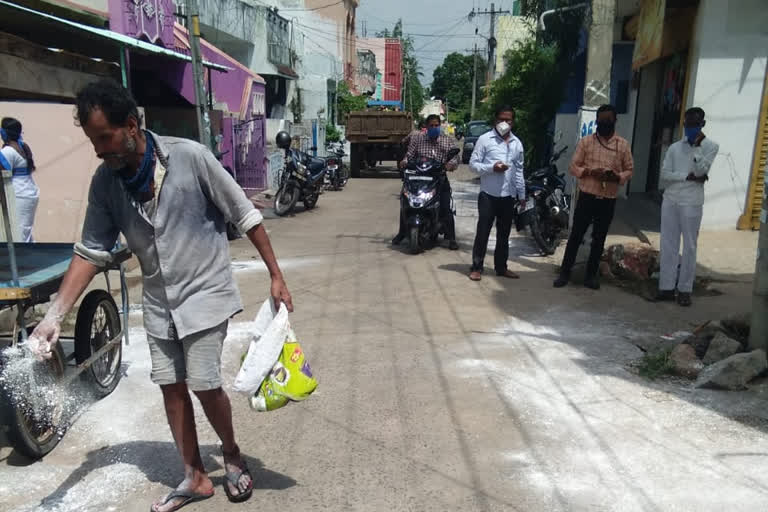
[554,104,634,290]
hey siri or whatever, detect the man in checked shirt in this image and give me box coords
[554,104,634,290]
[393,114,460,250]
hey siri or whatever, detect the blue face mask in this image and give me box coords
[427,126,441,139]
[684,126,701,144]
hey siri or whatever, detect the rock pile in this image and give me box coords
[634,314,766,390]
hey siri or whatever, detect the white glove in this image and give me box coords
[27,308,63,361]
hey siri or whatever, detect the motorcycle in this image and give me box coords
[400,147,460,255]
[520,142,570,255]
[324,140,347,191]
[273,131,327,216]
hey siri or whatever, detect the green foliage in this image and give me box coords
[326,122,341,143]
[637,349,674,380]
[486,0,586,168]
[336,81,367,125]
[431,52,487,125]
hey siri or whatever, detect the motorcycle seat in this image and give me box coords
[308,157,326,175]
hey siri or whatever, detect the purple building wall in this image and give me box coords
[108,0,175,47]
[108,1,268,190]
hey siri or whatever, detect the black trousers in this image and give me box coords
[398,177,456,241]
[559,192,616,278]
[471,192,515,273]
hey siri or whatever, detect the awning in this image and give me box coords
[0,0,230,72]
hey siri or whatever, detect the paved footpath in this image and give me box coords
[1,167,766,512]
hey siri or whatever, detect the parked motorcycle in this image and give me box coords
[324,140,347,191]
[521,142,570,255]
[400,147,461,255]
[273,131,327,216]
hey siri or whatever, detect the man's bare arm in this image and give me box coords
[28,255,100,359]
[246,224,294,312]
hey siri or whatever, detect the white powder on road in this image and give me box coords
[231,257,325,274]
[1,316,258,512]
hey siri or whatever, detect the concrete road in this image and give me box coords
[1,165,767,512]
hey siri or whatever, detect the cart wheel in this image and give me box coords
[74,290,122,399]
[1,342,67,459]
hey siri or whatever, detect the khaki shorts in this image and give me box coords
[147,320,228,391]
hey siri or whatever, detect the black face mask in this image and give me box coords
[596,120,615,137]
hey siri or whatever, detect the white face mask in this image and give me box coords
[496,121,511,137]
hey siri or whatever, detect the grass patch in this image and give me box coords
[638,349,674,380]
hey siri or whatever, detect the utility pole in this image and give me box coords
[468,3,509,88]
[186,0,211,149]
[471,42,478,118]
[750,166,768,350]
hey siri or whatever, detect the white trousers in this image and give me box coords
[659,198,703,293]
[16,194,38,243]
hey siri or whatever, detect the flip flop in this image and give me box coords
[224,466,254,503]
[150,489,214,512]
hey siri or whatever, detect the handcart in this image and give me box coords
[0,178,130,458]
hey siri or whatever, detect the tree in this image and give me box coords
[489,39,564,168]
[336,81,367,125]
[431,52,487,124]
[486,0,586,167]
[377,20,425,119]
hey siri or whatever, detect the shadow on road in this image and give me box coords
[36,441,296,510]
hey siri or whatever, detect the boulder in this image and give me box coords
[695,350,768,390]
[669,344,704,379]
[702,332,743,365]
[604,243,659,281]
[717,313,751,343]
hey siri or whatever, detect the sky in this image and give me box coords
[355,0,519,91]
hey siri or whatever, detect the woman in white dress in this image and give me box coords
[1,117,39,242]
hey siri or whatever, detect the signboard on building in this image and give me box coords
[109,0,175,46]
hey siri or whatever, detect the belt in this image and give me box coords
[12,167,29,177]
[580,191,615,200]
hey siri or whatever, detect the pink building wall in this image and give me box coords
[0,102,102,243]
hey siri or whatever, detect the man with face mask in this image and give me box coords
[554,104,634,290]
[26,79,293,511]
[468,105,525,281]
[393,114,460,250]
[657,107,718,307]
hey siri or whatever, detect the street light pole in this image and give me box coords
[186,0,211,149]
[471,43,478,118]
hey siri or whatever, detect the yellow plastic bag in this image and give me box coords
[234,298,318,412]
[247,333,318,412]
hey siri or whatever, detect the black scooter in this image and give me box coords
[400,147,460,254]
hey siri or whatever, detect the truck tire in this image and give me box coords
[350,144,362,178]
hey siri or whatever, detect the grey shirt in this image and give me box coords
[75,132,263,340]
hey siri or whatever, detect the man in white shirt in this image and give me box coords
[468,105,526,281]
[657,107,719,307]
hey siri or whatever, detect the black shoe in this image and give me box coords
[655,289,676,302]
[677,292,692,307]
[392,234,404,245]
[553,273,570,288]
[584,276,600,290]
[448,240,459,250]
